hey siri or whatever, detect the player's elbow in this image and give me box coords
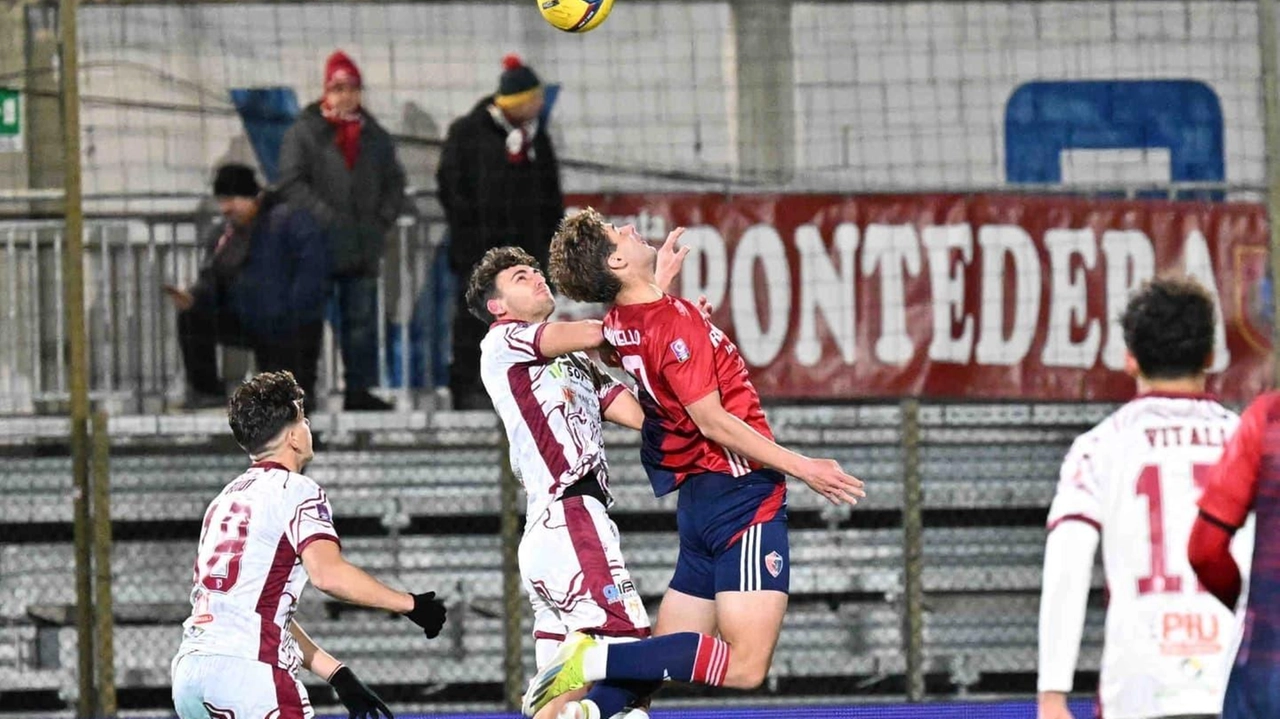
[687,409,727,444]
[307,565,336,594]
[1187,515,1225,575]
[302,552,345,596]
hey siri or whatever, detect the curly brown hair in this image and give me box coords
[1120,276,1216,379]
[228,371,304,455]
[548,208,622,304]
[465,246,541,323]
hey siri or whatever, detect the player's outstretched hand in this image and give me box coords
[404,591,447,639]
[796,458,866,506]
[329,665,394,719]
[655,227,691,291]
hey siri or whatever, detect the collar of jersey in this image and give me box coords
[250,460,291,473]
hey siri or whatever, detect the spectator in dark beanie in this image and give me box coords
[165,164,330,413]
[437,53,564,410]
[280,49,406,411]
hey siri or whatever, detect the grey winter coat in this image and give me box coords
[278,101,407,277]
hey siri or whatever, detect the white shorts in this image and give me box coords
[520,495,651,666]
[171,651,314,719]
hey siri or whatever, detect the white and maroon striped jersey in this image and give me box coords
[480,320,628,526]
[1041,392,1251,719]
[176,461,340,673]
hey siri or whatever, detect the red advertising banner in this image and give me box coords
[564,193,1273,402]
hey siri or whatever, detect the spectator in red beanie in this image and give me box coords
[279,50,406,411]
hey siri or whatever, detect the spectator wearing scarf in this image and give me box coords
[437,53,564,410]
[280,50,406,411]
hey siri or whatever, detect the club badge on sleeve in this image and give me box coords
[671,338,691,363]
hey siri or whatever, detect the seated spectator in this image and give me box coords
[165,163,330,412]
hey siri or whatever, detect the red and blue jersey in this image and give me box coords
[603,294,773,497]
[1200,392,1280,676]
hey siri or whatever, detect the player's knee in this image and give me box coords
[723,658,769,689]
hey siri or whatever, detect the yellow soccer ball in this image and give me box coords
[538,0,614,33]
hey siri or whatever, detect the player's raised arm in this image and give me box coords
[536,319,606,358]
[654,227,690,292]
[684,391,864,506]
[290,620,394,719]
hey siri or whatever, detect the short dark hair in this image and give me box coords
[1120,276,1216,380]
[227,371,305,455]
[548,208,621,304]
[465,246,540,323]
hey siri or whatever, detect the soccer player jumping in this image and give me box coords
[470,240,692,719]
[524,209,865,718]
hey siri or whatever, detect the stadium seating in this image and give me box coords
[0,403,1112,709]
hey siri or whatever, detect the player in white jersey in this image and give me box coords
[467,239,689,719]
[1038,277,1253,719]
[171,371,449,719]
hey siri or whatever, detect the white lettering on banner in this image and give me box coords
[1100,230,1156,370]
[731,224,791,366]
[922,224,975,363]
[1183,229,1231,372]
[862,224,922,365]
[680,226,728,316]
[795,222,858,366]
[975,225,1041,366]
[1042,229,1101,369]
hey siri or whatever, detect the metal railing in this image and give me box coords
[0,213,445,415]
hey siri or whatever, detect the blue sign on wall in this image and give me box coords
[1004,79,1224,199]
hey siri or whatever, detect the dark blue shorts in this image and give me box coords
[667,469,790,599]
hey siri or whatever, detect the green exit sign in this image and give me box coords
[0,88,22,153]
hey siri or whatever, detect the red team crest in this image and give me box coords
[765,550,784,578]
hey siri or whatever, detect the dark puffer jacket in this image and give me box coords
[278,101,406,277]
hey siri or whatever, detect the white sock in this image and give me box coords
[582,644,609,682]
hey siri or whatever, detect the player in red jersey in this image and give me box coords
[519,209,864,719]
[1190,391,1278,719]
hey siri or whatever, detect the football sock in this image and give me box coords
[583,680,660,719]
[583,633,730,686]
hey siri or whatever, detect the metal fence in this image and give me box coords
[0,213,445,416]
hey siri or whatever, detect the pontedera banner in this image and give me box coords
[564,193,1273,402]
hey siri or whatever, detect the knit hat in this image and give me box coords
[325,50,362,90]
[212,164,260,198]
[494,53,541,110]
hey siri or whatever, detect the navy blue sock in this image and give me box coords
[582,680,660,718]
[599,632,730,686]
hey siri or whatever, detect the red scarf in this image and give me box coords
[321,101,363,169]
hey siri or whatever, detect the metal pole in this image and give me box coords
[899,398,925,701]
[1260,0,1280,384]
[498,432,524,709]
[91,410,117,717]
[58,0,94,714]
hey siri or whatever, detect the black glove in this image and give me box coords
[329,665,393,719]
[404,591,447,639]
